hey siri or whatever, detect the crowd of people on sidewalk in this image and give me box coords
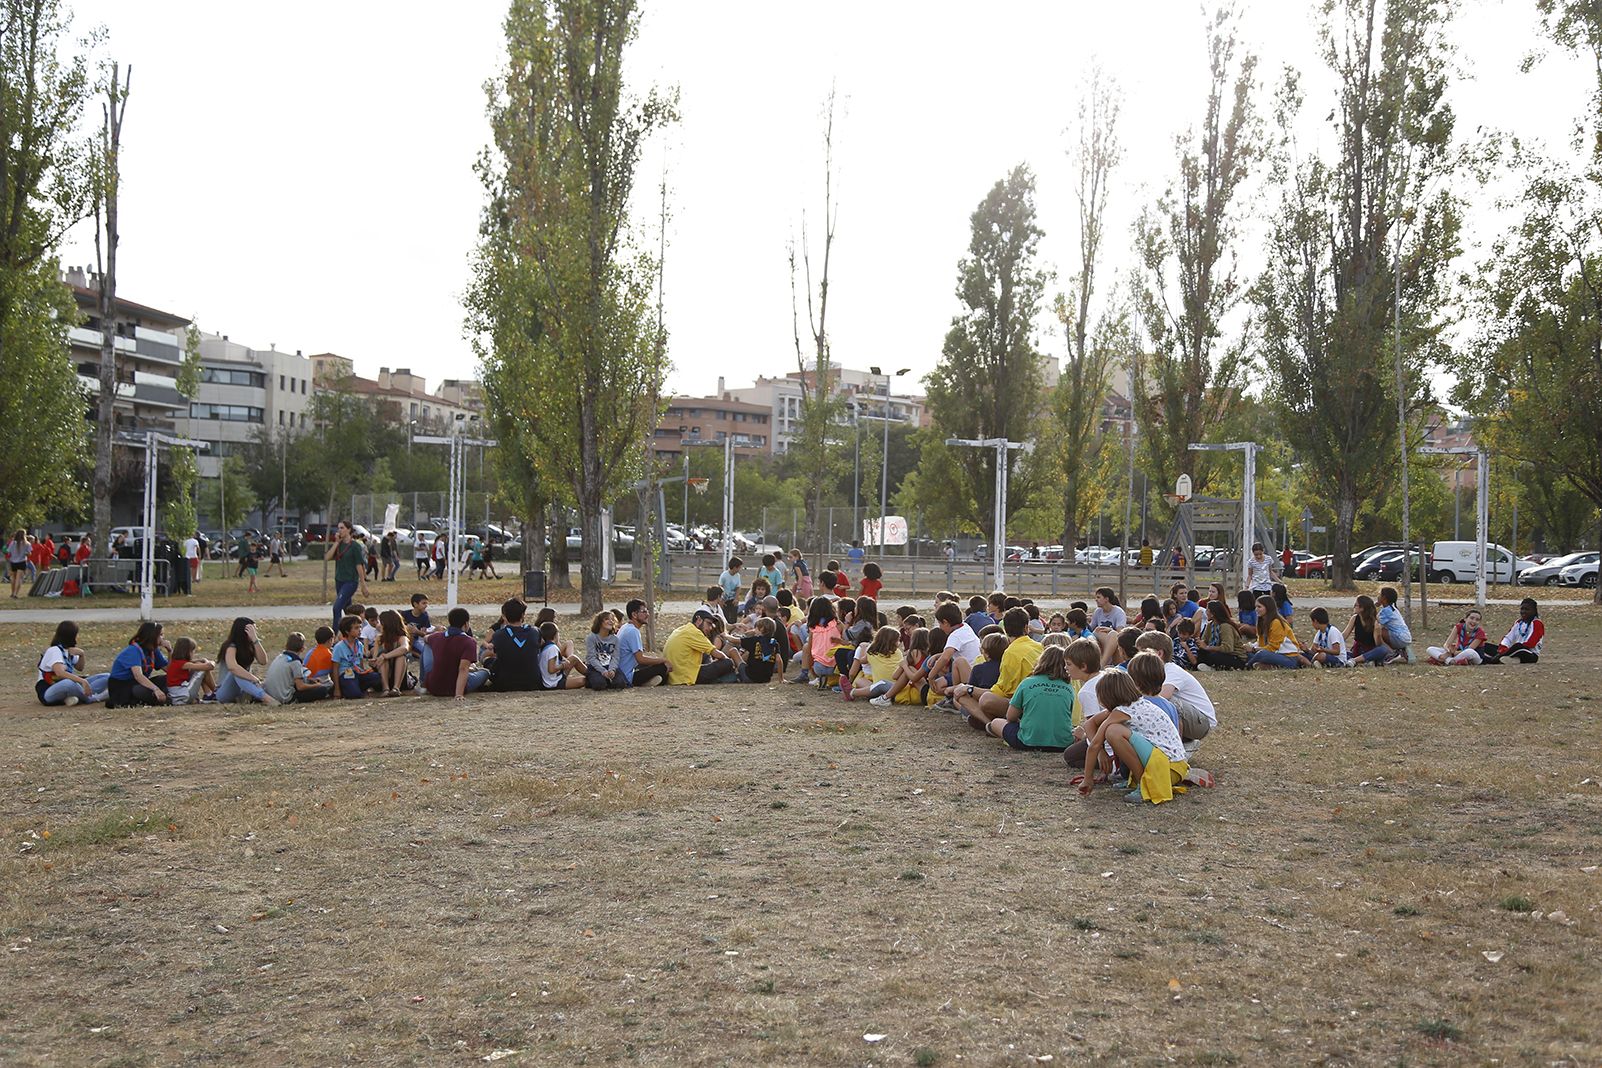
[28,523,1552,806]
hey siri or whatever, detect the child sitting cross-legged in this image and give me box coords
[332,615,383,698]
[166,636,218,705]
[739,617,783,683]
[790,597,842,685]
[950,607,1044,731]
[980,643,1075,752]
[539,621,588,690]
[848,625,902,701]
[873,626,935,706]
[1078,667,1191,805]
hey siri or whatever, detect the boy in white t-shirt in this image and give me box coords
[1307,607,1348,667]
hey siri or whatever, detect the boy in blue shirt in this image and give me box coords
[717,556,743,623]
[1376,586,1415,664]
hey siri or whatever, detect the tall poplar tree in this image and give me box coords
[1131,3,1258,501]
[0,0,96,525]
[1256,0,1459,589]
[1454,1,1602,600]
[469,0,674,613]
[921,166,1049,538]
[1053,64,1126,554]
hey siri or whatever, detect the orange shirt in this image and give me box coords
[305,644,334,677]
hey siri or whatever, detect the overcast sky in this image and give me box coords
[60,1,1588,402]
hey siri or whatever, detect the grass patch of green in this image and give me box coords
[914,1050,939,1068]
[1185,930,1223,945]
[43,809,172,850]
[1072,916,1097,931]
[899,869,924,882]
[1197,1053,1239,1066]
[752,979,775,994]
[1416,1018,1463,1042]
[1393,904,1421,917]
[1498,895,1534,913]
[768,800,788,810]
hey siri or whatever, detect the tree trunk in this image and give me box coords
[320,481,335,602]
[1330,483,1358,592]
[526,499,547,574]
[92,66,129,562]
[550,511,571,588]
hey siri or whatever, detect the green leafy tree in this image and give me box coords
[919,165,1051,542]
[0,0,97,527]
[1054,63,1126,556]
[1132,3,1259,504]
[1256,0,1459,590]
[163,323,202,541]
[468,0,675,613]
[203,454,256,532]
[1450,1,1602,598]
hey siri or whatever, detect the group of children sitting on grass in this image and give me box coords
[31,563,1549,803]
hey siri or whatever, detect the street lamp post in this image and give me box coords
[1188,441,1261,592]
[946,435,1026,590]
[1421,444,1489,611]
[869,366,911,553]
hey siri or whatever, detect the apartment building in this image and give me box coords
[309,355,484,432]
[168,334,315,478]
[64,269,190,440]
[652,395,772,458]
[721,368,930,455]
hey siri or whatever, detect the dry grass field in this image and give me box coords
[0,607,1599,1065]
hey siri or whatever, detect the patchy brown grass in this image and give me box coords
[0,608,1598,1064]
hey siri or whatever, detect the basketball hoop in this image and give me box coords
[1174,474,1193,503]
[688,477,710,495]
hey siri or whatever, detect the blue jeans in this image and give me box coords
[332,580,358,627]
[338,671,381,698]
[1355,645,1393,665]
[465,668,489,693]
[215,673,268,703]
[41,673,109,704]
[1247,649,1304,669]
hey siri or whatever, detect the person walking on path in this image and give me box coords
[326,520,369,626]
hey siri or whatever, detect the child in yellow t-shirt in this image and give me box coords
[846,626,902,701]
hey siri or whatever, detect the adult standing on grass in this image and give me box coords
[182,532,200,591]
[326,520,368,627]
[267,532,287,578]
[414,533,430,579]
[7,529,30,597]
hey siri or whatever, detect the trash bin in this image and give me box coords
[522,569,547,602]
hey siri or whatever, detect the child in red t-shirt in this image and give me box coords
[859,561,883,603]
[827,560,851,597]
[166,636,218,703]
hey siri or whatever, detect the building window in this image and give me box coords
[279,374,286,391]
[200,367,266,388]
[278,410,284,425]
[299,413,306,428]
[189,402,264,423]
[410,402,418,418]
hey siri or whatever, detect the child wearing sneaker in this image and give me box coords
[850,626,902,701]
[874,626,934,706]
[1078,669,1190,804]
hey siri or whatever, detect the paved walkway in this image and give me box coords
[0,593,1571,625]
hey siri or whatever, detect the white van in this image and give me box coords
[1429,541,1522,584]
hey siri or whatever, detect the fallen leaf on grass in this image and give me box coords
[483,1052,520,1063]
[582,929,595,938]
[1482,951,1504,963]
[863,1033,887,1043]
[410,995,425,1003]
[1582,866,1598,874]
[286,814,299,828]
[1168,978,1182,992]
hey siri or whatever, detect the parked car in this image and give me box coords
[1355,549,1428,582]
[1295,554,1331,577]
[303,523,332,544]
[1428,541,1522,584]
[1559,558,1599,588]
[1519,551,1599,586]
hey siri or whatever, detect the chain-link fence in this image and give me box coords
[347,492,516,537]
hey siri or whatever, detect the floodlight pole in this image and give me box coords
[414,429,497,610]
[119,430,209,620]
[946,435,1025,590]
[1420,445,1488,611]
[871,367,910,554]
[1188,442,1260,591]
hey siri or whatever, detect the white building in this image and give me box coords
[169,334,315,479]
[722,367,928,455]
